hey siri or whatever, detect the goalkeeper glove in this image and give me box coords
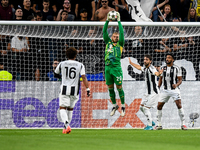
[86,88,90,97]
[116,12,120,21]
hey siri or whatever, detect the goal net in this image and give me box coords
[0,21,200,129]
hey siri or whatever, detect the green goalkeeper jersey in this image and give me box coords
[103,20,125,67]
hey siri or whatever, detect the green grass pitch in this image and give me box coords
[0,129,200,150]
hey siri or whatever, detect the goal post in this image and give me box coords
[0,21,200,129]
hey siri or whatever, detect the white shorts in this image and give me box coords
[159,89,181,103]
[59,94,79,108]
[141,93,159,108]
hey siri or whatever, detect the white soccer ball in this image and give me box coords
[108,11,117,21]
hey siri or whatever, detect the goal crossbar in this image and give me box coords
[0,21,200,39]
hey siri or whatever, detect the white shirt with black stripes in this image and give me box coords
[161,64,182,90]
[55,60,85,96]
[141,64,160,95]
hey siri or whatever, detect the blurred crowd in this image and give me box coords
[0,0,198,22]
[0,0,200,81]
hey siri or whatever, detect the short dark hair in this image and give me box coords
[144,54,152,61]
[66,47,77,59]
[61,10,68,16]
[36,12,43,17]
[27,15,35,20]
[16,8,22,11]
[53,59,59,62]
[80,8,87,13]
[43,0,50,3]
[166,53,174,59]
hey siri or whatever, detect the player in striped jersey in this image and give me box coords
[155,53,187,130]
[129,55,163,130]
[54,47,90,134]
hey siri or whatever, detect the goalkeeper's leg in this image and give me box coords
[108,86,116,106]
[116,85,125,117]
[108,84,119,116]
[114,68,125,117]
[106,67,118,110]
[105,66,117,107]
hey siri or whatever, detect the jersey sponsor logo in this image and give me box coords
[0,82,82,128]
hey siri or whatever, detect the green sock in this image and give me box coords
[117,88,125,105]
[109,88,116,104]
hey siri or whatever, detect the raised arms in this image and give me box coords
[103,20,111,44]
[117,13,124,47]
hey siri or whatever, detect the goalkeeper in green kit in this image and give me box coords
[103,11,125,117]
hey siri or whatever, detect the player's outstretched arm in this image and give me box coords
[128,57,141,70]
[155,69,163,77]
[117,12,125,47]
[82,75,90,97]
[103,14,111,44]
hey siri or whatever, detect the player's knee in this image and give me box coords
[108,84,114,89]
[177,106,182,109]
[116,85,122,89]
[157,104,163,110]
[175,100,182,109]
[60,106,67,110]
[108,88,114,92]
[176,103,182,109]
[117,88,123,92]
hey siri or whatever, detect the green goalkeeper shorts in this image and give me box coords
[105,66,123,86]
